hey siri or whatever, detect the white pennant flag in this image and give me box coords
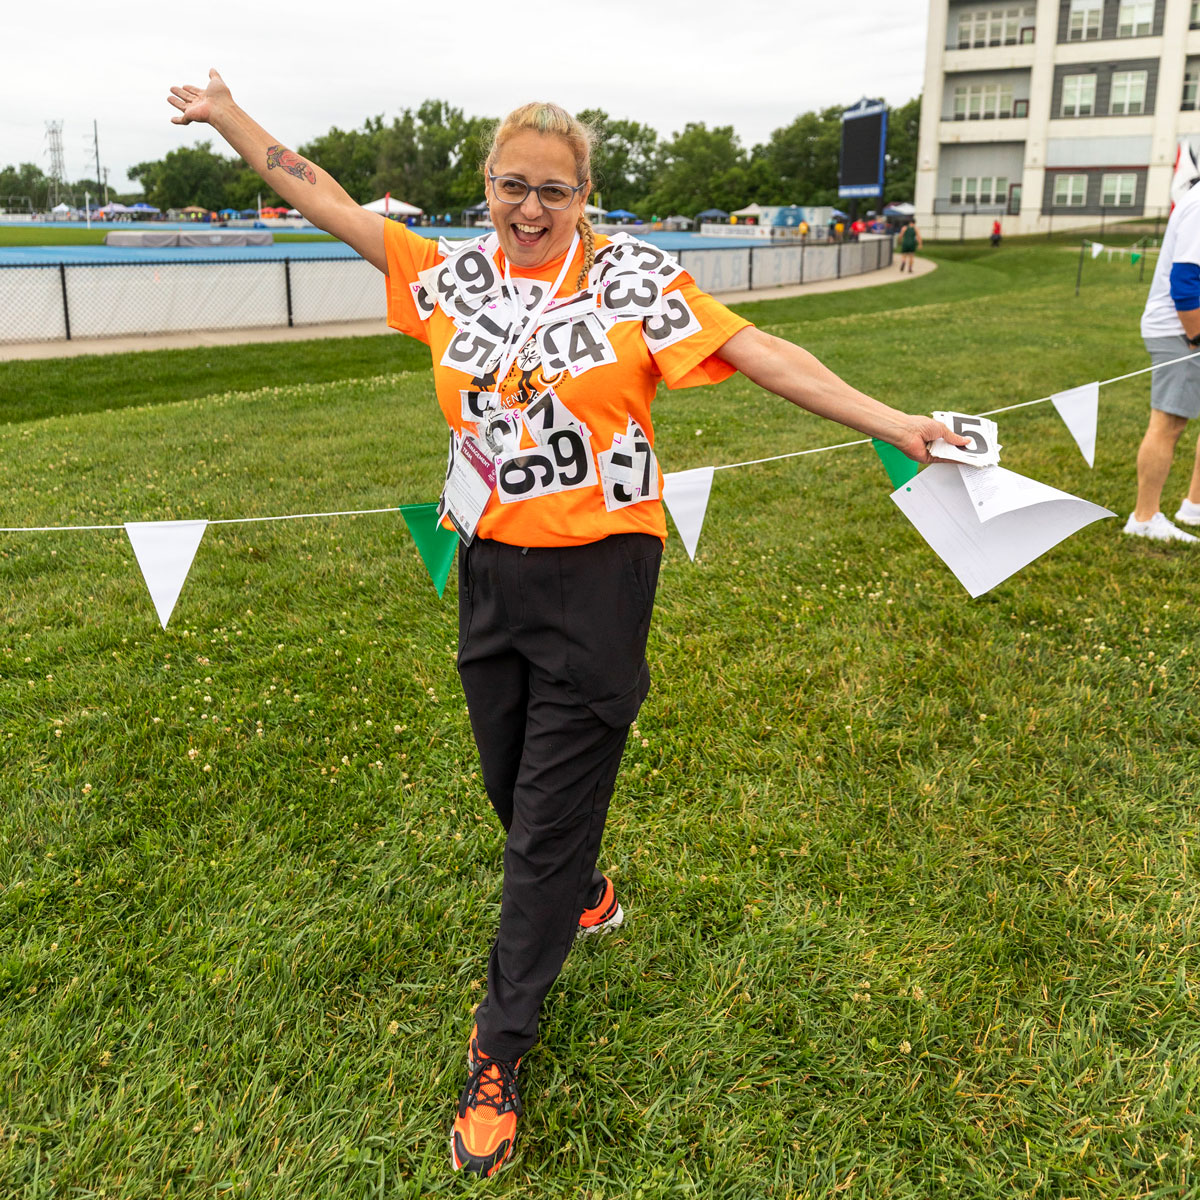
[1051,381,1099,468]
[1090,242,1104,259]
[662,467,715,561]
[125,519,208,628]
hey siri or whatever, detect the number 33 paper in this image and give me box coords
[890,463,1113,597]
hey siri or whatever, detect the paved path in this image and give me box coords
[0,255,937,363]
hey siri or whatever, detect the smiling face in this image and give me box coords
[487,129,588,271]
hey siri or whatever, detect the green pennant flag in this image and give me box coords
[399,503,458,598]
[872,438,921,490]
[1131,251,1142,264]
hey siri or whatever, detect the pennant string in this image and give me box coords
[6,348,1200,535]
[979,349,1200,417]
[714,437,872,471]
[1,505,401,535]
[207,506,401,526]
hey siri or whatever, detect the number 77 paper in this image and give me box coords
[890,463,1114,597]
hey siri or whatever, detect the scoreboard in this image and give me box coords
[839,99,888,199]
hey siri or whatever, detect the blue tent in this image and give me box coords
[605,208,638,220]
[696,207,729,221]
[239,209,259,218]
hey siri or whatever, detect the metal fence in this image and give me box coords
[0,239,894,347]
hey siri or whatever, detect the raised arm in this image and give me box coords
[718,327,965,464]
[168,69,387,274]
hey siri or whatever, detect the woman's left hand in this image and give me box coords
[885,415,969,464]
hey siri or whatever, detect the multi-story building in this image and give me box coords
[915,0,1200,235]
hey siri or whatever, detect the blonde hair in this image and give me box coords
[485,102,596,291]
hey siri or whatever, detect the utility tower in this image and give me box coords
[45,120,66,207]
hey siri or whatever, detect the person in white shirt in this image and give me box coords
[1126,176,1200,542]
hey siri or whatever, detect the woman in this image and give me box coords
[898,219,923,272]
[168,71,963,1178]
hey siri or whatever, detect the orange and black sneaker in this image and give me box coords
[577,874,624,938]
[451,1028,522,1178]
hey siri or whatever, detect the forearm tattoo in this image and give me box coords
[265,145,317,185]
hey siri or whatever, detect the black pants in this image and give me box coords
[457,533,662,1062]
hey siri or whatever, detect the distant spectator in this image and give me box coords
[991,219,1002,247]
[898,220,922,273]
[798,219,809,241]
[850,218,866,241]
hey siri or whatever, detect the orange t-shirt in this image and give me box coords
[384,222,751,547]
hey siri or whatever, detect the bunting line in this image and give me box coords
[0,505,402,535]
[5,348,1200,537]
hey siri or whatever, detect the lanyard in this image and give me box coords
[491,231,580,387]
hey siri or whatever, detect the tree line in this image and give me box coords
[1,97,920,218]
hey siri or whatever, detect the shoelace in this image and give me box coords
[462,1056,523,1118]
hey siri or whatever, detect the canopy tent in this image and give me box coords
[130,202,160,213]
[51,202,71,214]
[361,196,423,216]
[831,209,849,219]
[286,208,302,217]
[731,203,764,217]
[604,208,638,220]
[218,208,239,217]
[99,202,134,214]
[584,203,607,217]
[882,202,915,218]
[695,207,729,221]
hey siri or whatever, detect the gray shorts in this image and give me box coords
[1145,335,1200,419]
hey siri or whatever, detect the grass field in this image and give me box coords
[2,244,1199,1199]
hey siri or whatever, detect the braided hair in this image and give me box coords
[574,214,596,292]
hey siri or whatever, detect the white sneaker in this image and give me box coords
[1123,511,1199,543]
[1174,498,1200,527]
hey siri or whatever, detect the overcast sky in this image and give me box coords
[3,1,929,194]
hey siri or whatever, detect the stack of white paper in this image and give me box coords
[891,464,1113,597]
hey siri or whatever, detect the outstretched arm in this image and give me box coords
[168,69,387,273]
[717,327,965,464]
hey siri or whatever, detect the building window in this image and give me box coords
[953,82,1016,119]
[1110,70,1148,115]
[1101,174,1137,206]
[1014,98,1029,117]
[1068,0,1102,39]
[1054,174,1089,206]
[948,176,1010,205]
[1116,0,1153,35]
[1061,74,1097,116]
[1184,67,1200,111]
[1192,0,1200,28]
[956,5,1037,47]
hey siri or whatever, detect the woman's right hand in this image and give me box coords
[168,69,232,126]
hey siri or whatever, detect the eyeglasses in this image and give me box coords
[488,173,587,210]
